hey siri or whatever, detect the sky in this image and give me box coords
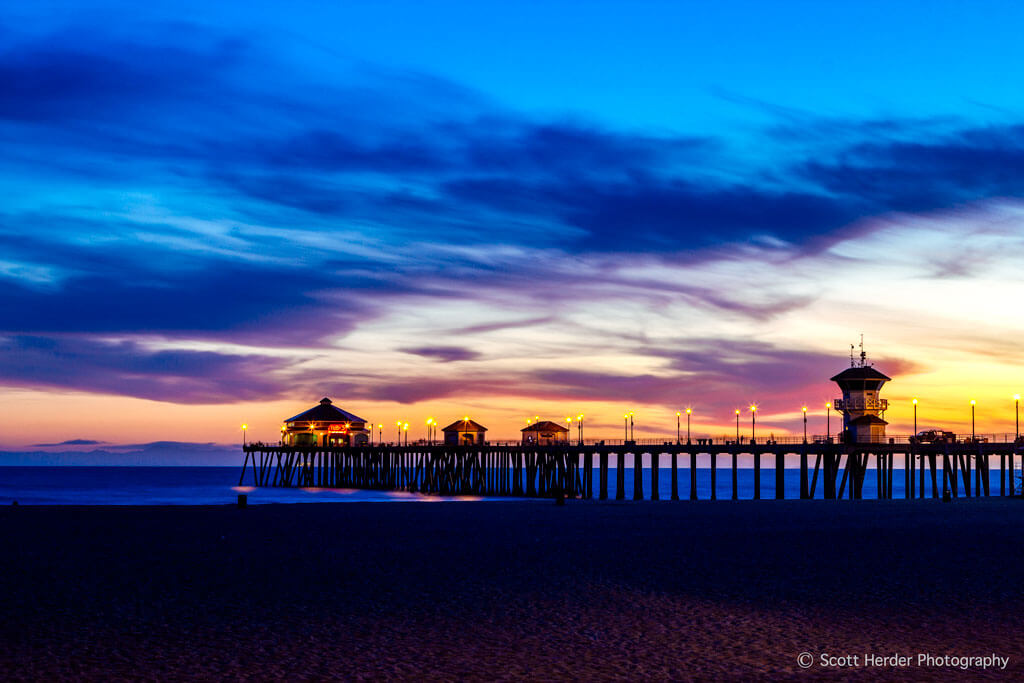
[4,1,1024,449]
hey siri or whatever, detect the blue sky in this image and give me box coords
[3,1,1024,445]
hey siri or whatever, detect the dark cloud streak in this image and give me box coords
[0,335,291,404]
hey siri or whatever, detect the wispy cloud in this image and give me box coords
[0,336,292,403]
[401,346,481,362]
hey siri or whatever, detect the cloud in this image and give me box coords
[4,22,1024,263]
[449,317,557,335]
[0,335,293,403]
[527,341,924,413]
[355,379,492,404]
[796,125,1024,214]
[31,439,104,447]
[0,222,381,345]
[401,346,481,362]
[0,440,240,466]
[0,32,246,123]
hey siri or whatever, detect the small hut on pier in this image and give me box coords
[282,398,369,447]
[442,418,488,446]
[521,421,569,445]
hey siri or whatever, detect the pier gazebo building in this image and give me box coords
[282,398,369,447]
[831,349,890,444]
[442,419,488,445]
[521,421,569,446]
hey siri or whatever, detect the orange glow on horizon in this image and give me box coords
[5,366,1024,448]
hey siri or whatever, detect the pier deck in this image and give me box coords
[241,441,1022,501]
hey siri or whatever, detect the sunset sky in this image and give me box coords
[4,1,1024,448]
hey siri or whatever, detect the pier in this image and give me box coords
[240,437,1023,501]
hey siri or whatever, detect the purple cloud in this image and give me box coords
[401,346,481,362]
[30,439,104,447]
[0,336,292,403]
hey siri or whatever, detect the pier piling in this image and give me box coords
[239,440,1019,502]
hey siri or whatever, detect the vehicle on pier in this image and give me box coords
[910,429,956,444]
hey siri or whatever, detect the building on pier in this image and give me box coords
[282,398,369,447]
[831,342,890,444]
[521,420,569,445]
[442,418,488,445]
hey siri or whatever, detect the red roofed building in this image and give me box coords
[282,398,369,447]
[442,418,488,445]
[521,420,569,445]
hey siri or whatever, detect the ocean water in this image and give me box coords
[0,467,482,505]
[0,464,1016,505]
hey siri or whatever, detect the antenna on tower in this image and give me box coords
[859,334,869,367]
[850,344,855,367]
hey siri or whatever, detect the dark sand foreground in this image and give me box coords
[1,498,1022,681]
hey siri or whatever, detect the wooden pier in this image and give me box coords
[240,440,1023,501]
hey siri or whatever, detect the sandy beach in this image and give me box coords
[1,498,1022,681]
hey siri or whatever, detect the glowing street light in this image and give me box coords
[396,420,402,444]
[735,409,740,443]
[912,398,918,438]
[686,408,692,444]
[577,414,584,443]
[403,422,409,446]
[241,424,248,447]
[825,402,832,442]
[629,411,634,441]
[623,413,629,441]
[750,405,757,443]
[377,424,383,444]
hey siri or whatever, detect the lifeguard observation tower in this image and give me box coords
[830,339,890,444]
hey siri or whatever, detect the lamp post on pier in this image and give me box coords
[577,414,584,443]
[629,411,634,441]
[750,405,757,443]
[403,422,409,446]
[802,406,807,443]
[241,424,248,447]
[970,400,976,441]
[396,421,402,444]
[377,424,382,444]
[826,402,831,442]
[686,408,692,444]
[623,413,628,441]
[912,398,917,437]
[1015,394,1020,441]
[676,411,681,445]
[734,409,740,443]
